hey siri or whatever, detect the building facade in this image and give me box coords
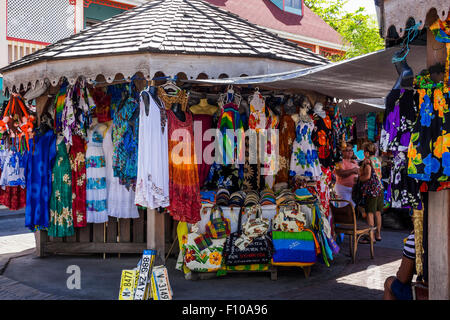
[0,0,147,102]
[203,0,346,58]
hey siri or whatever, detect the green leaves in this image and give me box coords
[304,0,385,60]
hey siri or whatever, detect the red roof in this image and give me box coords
[203,0,344,46]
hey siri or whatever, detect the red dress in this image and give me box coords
[69,135,87,227]
[0,184,26,210]
[167,110,201,224]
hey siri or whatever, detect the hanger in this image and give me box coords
[159,79,181,96]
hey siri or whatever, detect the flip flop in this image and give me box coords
[358,235,371,244]
[376,238,382,242]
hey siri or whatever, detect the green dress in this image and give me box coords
[48,140,74,237]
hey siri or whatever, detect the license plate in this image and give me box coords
[118,269,138,300]
[134,250,156,300]
[151,266,173,300]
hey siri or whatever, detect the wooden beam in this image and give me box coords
[146,209,165,264]
[44,242,147,254]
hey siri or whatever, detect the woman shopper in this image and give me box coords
[359,141,384,243]
[334,144,360,207]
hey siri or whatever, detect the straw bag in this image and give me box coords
[223,205,272,266]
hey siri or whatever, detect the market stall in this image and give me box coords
[0,0,330,263]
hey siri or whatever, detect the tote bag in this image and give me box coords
[223,206,272,266]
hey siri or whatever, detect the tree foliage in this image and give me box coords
[304,0,385,60]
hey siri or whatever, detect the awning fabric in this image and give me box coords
[185,45,427,101]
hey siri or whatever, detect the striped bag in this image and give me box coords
[272,230,320,266]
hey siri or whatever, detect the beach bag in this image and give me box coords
[361,163,383,198]
[205,205,231,239]
[272,204,308,232]
[182,220,226,273]
[223,205,272,266]
[272,229,319,265]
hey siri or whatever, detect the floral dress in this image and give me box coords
[111,87,139,191]
[86,124,108,223]
[275,113,296,185]
[408,87,450,191]
[289,120,322,181]
[69,135,87,228]
[48,139,74,237]
[312,114,333,168]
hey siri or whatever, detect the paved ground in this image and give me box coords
[0,208,410,300]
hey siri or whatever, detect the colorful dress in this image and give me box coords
[167,110,201,224]
[86,124,108,223]
[48,140,74,237]
[135,91,169,210]
[0,150,27,188]
[407,88,450,191]
[25,130,56,231]
[387,151,422,209]
[69,135,87,228]
[289,120,322,181]
[111,86,139,191]
[312,113,333,168]
[380,89,417,153]
[275,113,296,185]
[193,113,213,188]
[104,124,140,218]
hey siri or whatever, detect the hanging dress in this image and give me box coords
[86,124,108,223]
[312,113,333,168]
[111,87,139,191]
[289,120,322,181]
[407,87,450,191]
[69,134,87,228]
[104,123,140,218]
[48,139,74,237]
[167,110,201,224]
[275,113,296,185]
[25,130,56,231]
[245,93,266,191]
[134,90,169,210]
[193,113,213,188]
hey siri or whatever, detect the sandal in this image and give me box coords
[358,235,371,244]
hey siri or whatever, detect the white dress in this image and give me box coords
[289,120,322,180]
[103,124,139,219]
[135,90,170,209]
[86,124,108,223]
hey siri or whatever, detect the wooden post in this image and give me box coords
[34,230,46,257]
[426,15,450,299]
[147,209,165,264]
[427,191,450,299]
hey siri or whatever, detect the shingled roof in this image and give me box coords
[0,0,329,74]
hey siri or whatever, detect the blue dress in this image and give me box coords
[25,130,57,231]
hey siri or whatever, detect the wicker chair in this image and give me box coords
[330,199,375,263]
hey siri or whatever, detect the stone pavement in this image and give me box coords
[0,228,408,300]
[0,208,410,300]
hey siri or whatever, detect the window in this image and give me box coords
[284,0,302,15]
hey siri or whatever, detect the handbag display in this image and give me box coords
[271,204,320,265]
[205,205,231,239]
[272,230,318,265]
[182,211,228,273]
[272,204,308,232]
[223,205,272,266]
